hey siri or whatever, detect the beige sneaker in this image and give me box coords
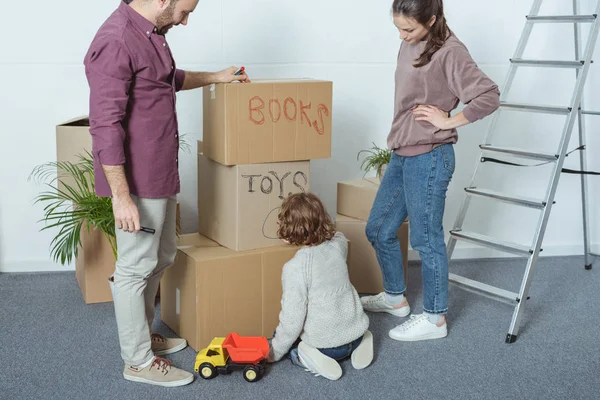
[151,334,188,356]
[123,357,194,387]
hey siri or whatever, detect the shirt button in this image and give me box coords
[175,134,178,138]
[163,43,167,47]
[146,31,150,35]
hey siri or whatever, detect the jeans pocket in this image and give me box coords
[440,144,455,173]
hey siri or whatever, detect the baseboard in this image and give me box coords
[0,259,75,273]
[407,243,600,262]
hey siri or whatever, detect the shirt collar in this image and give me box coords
[119,0,157,38]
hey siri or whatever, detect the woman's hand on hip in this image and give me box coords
[412,105,450,130]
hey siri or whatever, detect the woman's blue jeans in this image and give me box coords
[365,144,455,314]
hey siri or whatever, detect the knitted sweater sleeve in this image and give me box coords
[269,252,309,361]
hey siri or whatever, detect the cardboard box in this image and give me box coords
[160,235,301,351]
[203,79,332,165]
[335,215,409,295]
[198,149,310,251]
[76,225,116,304]
[56,116,92,193]
[337,178,381,221]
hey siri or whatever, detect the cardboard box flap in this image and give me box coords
[58,116,90,127]
[179,245,236,261]
[177,233,219,248]
[245,243,302,256]
[336,215,361,223]
[340,177,380,189]
[244,79,329,84]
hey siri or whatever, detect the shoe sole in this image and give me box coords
[388,329,448,342]
[154,341,188,356]
[123,373,194,387]
[297,342,342,381]
[351,330,373,370]
[363,304,411,318]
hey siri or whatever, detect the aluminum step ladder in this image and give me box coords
[447,0,599,343]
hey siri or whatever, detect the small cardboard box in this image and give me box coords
[337,178,380,221]
[203,79,332,165]
[335,215,409,295]
[198,148,310,251]
[160,234,301,351]
[76,225,116,304]
[56,116,92,193]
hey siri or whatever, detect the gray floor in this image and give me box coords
[1,256,599,400]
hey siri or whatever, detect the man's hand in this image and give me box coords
[412,105,450,130]
[215,66,251,84]
[111,194,140,233]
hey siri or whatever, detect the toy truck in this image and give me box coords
[194,333,269,383]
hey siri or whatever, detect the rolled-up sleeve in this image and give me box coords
[84,36,133,165]
[174,69,186,92]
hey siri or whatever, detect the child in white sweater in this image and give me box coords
[268,192,373,380]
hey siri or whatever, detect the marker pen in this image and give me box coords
[234,66,245,76]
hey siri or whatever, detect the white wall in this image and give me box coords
[1,0,598,272]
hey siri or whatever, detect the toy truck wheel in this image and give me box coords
[243,365,261,383]
[199,363,217,380]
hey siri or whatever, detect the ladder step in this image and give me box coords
[449,273,519,304]
[465,187,546,209]
[510,58,586,68]
[450,230,532,256]
[480,145,558,161]
[527,15,597,23]
[582,110,600,116]
[500,102,571,115]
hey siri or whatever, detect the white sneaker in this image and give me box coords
[361,293,410,317]
[297,342,343,381]
[389,314,447,342]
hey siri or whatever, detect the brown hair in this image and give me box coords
[392,0,451,67]
[277,192,336,247]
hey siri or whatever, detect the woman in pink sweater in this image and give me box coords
[361,0,500,341]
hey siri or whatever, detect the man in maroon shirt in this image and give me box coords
[84,0,249,387]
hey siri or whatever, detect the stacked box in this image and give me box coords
[161,79,334,347]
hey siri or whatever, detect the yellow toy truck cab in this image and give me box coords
[194,333,269,383]
[194,337,228,370]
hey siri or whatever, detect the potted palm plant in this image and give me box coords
[29,151,116,265]
[357,142,392,181]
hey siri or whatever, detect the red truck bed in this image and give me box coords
[222,333,269,364]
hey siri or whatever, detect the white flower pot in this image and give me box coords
[377,164,387,182]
